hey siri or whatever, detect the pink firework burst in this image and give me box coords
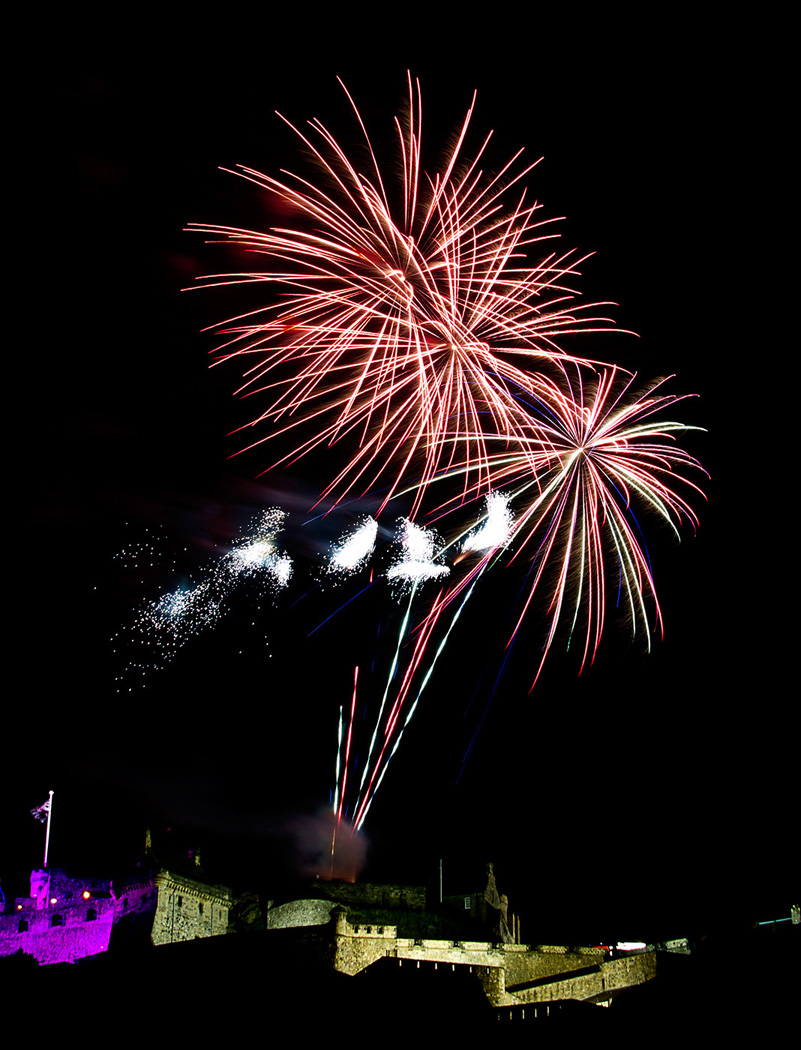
[188,75,622,512]
[433,367,708,686]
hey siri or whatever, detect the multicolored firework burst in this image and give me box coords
[426,368,707,685]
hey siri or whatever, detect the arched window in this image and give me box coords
[86,908,97,921]
[51,914,63,927]
[18,919,28,932]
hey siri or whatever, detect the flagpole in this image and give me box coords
[43,790,54,869]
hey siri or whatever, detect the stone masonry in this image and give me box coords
[151,868,233,946]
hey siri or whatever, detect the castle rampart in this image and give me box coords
[325,908,656,1007]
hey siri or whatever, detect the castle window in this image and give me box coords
[86,908,97,921]
[51,914,63,927]
[18,919,28,932]
[177,897,183,907]
[198,903,204,915]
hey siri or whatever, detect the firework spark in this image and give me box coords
[327,516,378,575]
[461,491,514,554]
[386,519,450,586]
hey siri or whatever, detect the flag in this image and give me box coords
[31,798,51,823]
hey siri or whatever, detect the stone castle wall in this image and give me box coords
[113,876,158,923]
[309,881,425,912]
[266,898,336,929]
[0,870,116,965]
[151,869,232,946]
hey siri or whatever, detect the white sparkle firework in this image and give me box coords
[228,509,294,585]
[386,519,450,586]
[462,492,514,554]
[327,517,378,575]
[114,509,292,688]
[154,581,218,623]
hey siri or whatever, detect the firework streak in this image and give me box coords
[187,77,706,831]
[345,496,515,830]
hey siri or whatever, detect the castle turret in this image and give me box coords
[29,869,51,908]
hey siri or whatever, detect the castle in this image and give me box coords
[3,837,705,1016]
[0,835,235,965]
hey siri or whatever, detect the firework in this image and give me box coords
[189,76,622,512]
[326,516,378,575]
[432,368,707,685]
[227,511,294,586]
[182,76,707,834]
[113,510,292,687]
[333,665,360,827]
[331,373,705,825]
[461,491,514,554]
[335,496,511,829]
[386,519,450,585]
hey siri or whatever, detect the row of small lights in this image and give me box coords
[17,890,92,909]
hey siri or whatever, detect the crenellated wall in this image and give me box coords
[326,907,657,1007]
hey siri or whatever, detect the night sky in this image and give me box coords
[7,13,793,952]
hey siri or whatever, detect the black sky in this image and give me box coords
[7,13,793,940]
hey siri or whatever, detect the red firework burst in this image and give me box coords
[189,75,622,511]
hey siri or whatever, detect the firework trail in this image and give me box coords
[333,665,359,828]
[113,510,292,687]
[334,494,514,829]
[189,75,622,513]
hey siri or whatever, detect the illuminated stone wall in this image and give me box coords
[112,876,158,924]
[151,869,232,945]
[1,864,231,961]
[266,898,336,929]
[333,907,400,975]
[308,881,426,912]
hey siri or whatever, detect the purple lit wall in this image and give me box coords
[1,870,116,965]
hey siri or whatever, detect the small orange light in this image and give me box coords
[49,897,58,905]
[82,891,91,900]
